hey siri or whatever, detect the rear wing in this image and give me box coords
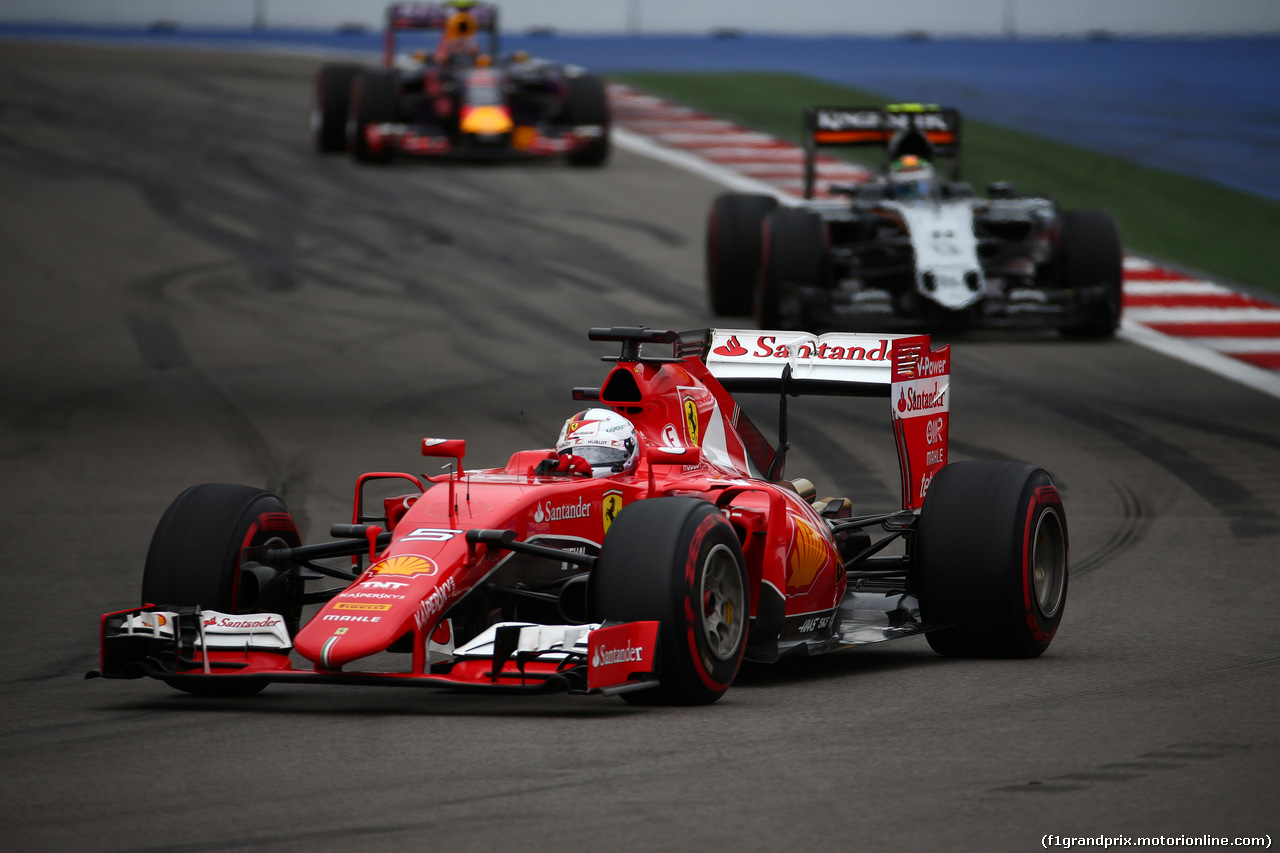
[383,2,499,66]
[386,2,498,30]
[705,329,950,510]
[802,104,962,199]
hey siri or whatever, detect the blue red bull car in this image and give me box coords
[90,326,1069,706]
[313,2,609,165]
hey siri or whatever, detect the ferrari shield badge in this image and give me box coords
[602,490,623,535]
[682,396,700,445]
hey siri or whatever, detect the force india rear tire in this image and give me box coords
[142,484,302,697]
[1058,208,1123,338]
[914,462,1068,658]
[590,498,749,705]
[706,192,779,316]
[562,74,611,167]
[349,71,398,164]
[757,207,828,329]
[313,63,363,153]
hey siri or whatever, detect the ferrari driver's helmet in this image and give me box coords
[555,409,640,477]
[888,155,937,200]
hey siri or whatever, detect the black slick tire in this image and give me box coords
[348,71,398,164]
[313,63,363,153]
[562,74,611,167]
[706,192,779,316]
[757,207,828,329]
[590,498,748,705]
[1058,208,1123,338]
[914,462,1068,658]
[142,484,302,696]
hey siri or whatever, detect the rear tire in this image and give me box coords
[706,193,778,316]
[348,71,398,164]
[756,207,828,329]
[914,462,1068,658]
[313,63,363,153]
[143,484,302,696]
[590,498,748,705]
[1057,208,1123,338]
[562,74,611,167]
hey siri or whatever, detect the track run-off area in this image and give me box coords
[1,42,1277,853]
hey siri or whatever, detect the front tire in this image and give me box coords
[142,484,302,696]
[561,74,611,167]
[348,71,398,164]
[706,192,778,316]
[590,498,749,705]
[313,63,363,153]
[914,462,1068,658]
[1057,208,1123,338]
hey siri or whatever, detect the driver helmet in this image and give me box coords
[888,155,937,200]
[436,11,481,66]
[555,409,640,477]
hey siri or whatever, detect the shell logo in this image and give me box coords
[369,555,437,578]
[786,518,827,590]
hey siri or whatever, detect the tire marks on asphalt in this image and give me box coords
[992,742,1250,794]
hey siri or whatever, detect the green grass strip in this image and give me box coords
[613,71,1280,296]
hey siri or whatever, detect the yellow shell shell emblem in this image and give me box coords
[370,555,437,577]
[787,518,826,590]
[682,396,700,446]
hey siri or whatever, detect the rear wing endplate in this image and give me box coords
[802,104,962,199]
[705,329,949,510]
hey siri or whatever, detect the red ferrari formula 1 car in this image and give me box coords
[90,327,1069,705]
[313,2,609,165]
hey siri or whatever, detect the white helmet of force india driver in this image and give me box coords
[555,408,640,477]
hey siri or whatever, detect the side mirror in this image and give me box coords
[422,438,466,461]
[648,445,701,466]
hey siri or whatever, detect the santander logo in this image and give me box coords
[897,383,947,413]
[592,641,645,667]
[534,498,591,524]
[712,335,748,357]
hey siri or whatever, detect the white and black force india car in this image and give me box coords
[706,105,1123,337]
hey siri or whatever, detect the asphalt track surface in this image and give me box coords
[2,43,1277,852]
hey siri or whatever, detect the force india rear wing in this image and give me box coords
[802,104,962,199]
[704,329,950,511]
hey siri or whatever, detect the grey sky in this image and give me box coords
[4,0,1280,36]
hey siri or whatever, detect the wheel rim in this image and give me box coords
[1030,508,1066,619]
[699,544,746,661]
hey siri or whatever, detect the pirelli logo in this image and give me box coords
[333,602,394,612]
